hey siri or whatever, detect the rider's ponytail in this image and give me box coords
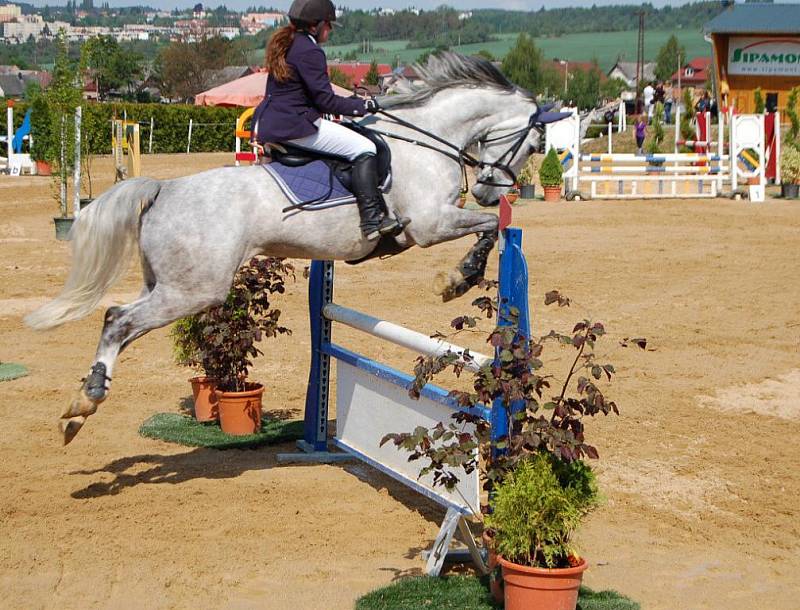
[265,24,297,82]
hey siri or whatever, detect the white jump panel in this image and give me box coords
[333,360,480,515]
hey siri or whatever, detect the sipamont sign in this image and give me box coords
[728,37,800,76]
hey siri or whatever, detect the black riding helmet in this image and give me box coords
[288,0,337,26]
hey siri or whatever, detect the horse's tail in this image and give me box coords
[25,177,162,330]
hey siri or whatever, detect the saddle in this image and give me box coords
[266,122,391,198]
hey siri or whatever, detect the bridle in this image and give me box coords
[368,107,544,191]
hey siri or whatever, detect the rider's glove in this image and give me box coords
[365,97,380,114]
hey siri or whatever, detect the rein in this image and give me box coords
[371,108,538,191]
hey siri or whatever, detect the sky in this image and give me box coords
[29,0,784,12]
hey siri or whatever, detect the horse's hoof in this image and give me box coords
[433,269,470,303]
[433,269,464,295]
[60,416,86,445]
[62,388,99,419]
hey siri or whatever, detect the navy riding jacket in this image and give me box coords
[255,33,367,143]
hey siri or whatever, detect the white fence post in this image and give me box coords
[73,106,82,219]
[186,119,193,154]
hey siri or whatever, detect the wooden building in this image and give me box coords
[705,3,800,114]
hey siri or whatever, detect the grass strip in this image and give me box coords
[356,575,638,610]
[139,412,304,449]
[0,362,28,382]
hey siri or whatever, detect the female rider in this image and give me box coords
[256,0,403,241]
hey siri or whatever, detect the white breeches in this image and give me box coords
[286,118,376,161]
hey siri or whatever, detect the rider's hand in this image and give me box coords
[365,97,380,114]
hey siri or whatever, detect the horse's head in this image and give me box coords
[470,99,543,207]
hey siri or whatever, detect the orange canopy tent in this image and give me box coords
[194,70,351,107]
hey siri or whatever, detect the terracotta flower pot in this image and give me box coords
[498,556,588,610]
[217,382,263,435]
[543,185,562,202]
[35,160,52,176]
[189,376,218,422]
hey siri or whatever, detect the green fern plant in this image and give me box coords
[647,102,665,154]
[787,86,800,146]
[485,452,598,568]
[753,88,765,114]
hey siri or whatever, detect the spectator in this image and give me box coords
[654,81,665,105]
[634,115,646,155]
[643,81,655,123]
[695,90,711,114]
[664,84,674,124]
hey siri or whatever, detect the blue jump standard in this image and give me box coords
[293,227,530,463]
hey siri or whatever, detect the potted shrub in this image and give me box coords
[171,315,219,422]
[487,453,598,610]
[505,185,519,204]
[28,89,55,176]
[539,147,563,202]
[383,287,647,608]
[46,35,82,240]
[780,145,800,199]
[195,256,293,435]
[517,162,535,200]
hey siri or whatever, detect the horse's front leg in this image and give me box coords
[408,207,499,302]
[433,229,498,301]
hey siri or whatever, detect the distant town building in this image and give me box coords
[327,62,392,89]
[0,4,21,23]
[606,60,656,88]
[0,73,25,98]
[2,15,47,43]
[670,57,712,90]
[240,12,284,34]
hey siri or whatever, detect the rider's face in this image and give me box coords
[314,21,332,43]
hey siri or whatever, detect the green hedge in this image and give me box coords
[2,98,244,155]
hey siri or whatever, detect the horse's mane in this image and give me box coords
[381,52,533,108]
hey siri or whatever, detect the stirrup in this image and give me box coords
[378,215,409,237]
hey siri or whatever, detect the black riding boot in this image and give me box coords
[351,153,407,241]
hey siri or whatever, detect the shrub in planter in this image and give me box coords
[171,315,219,422]
[539,147,563,201]
[517,163,536,199]
[195,256,293,434]
[28,89,56,172]
[383,287,647,609]
[487,453,598,609]
[780,145,800,199]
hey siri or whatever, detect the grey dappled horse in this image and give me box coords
[26,53,544,444]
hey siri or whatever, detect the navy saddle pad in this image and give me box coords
[263,160,356,207]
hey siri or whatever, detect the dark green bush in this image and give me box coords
[539,146,563,186]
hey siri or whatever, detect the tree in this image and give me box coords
[83,35,143,100]
[329,66,352,90]
[655,34,685,82]
[600,77,628,101]
[501,33,544,93]
[157,36,246,102]
[565,61,602,111]
[364,59,380,86]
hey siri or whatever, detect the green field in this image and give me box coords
[320,29,710,72]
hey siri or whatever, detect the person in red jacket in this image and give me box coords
[256,0,404,241]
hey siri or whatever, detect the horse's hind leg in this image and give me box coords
[60,287,218,444]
